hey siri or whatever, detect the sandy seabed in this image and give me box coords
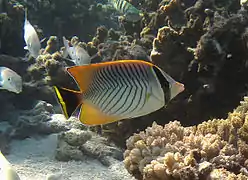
[6,134,135,180]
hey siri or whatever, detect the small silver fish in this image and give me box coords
[63,36,91,65]
[0,151,21,180]
[23,9,41,58]
[109,0,142,22]
[0,67,22,94]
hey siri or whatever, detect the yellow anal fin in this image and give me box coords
[78,102,121,126]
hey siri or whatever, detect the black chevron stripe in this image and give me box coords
[113,63,136,115]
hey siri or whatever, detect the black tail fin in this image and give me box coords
[53,86,82,119]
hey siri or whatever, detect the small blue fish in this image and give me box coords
[0,67,22,94]
[23,9,41,58]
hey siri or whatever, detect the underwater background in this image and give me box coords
[1,0,248,179]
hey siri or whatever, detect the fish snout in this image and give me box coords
[9,80,23,94]
[15,82,23,94]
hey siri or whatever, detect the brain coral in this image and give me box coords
[124,96,248,179]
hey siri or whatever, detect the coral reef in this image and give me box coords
[3,101,57,139]
[55,122,124,166]
[98,0,248,148]
[0,0,25,56]
[80,133,124,166]
[146,0,248,127]
[1,0,248,155]
[124,96,248,179]
[59,0,248,149]
[0,99,98,148]
[55,128,91,161]
[0,101,56,154]
[17,0,118,42]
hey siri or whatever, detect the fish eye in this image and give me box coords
[8,77,11,81]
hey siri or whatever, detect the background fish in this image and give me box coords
[53,60,184,126]
[0,151,21,180]
[63,36,91,65]
[108,0,142,22]
[24,9,41,58]
[0,67,22,94]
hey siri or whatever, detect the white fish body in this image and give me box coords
[74,45,91,65]
[84,62,182,119]
[0,67,22,94]
[24,10,41,58]
[54,60,184,126]
[0,151,21,180]
[62,36,75,59]
[63,36,91,65]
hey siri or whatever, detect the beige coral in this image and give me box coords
[124,96,248,179]
[208,168,247,180]
[44,36,59,54]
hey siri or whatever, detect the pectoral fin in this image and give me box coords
[40,37,47,44]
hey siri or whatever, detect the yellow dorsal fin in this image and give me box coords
[66,60,154,92]
[78,102,121,126]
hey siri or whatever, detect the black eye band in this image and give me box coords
[152,66,171,103]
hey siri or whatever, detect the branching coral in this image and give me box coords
[124,96,248,179]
